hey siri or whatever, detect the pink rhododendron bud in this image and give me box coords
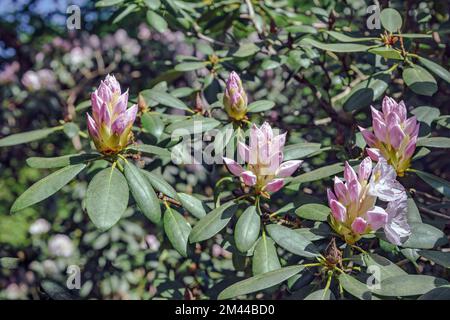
[327,157,410,245]
[359,96,420,176]
[223,71,248,121]
[223,122,302,197]
[87,74,137,154]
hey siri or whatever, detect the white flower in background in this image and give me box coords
[145,235,160,251]
[21,69,56,91]
[29,218,51,235]
[48,234,74,257]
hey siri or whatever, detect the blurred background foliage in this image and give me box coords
[0,0,449,299]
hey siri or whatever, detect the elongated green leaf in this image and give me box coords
[247,100,275,113]
[417,137,450,148]
[305,289,335,300]
[11,164,85,213]
[175,62,206,72]
[418,57,450,83]
[218,265,304,300]
[283,143,321,161]
[252,235,281,275]
[287,162,345,190]
[127,144,171,158]
[406,197,422,223]
[163,207,191,257]
[86,167,129,230]
[166,117,220,136]
[178,193,207,219]
[411,106,440,126]
[380,8,402,32]
[403,222,447,249]
[343,74,390,112]
[124,162,161,223]
[234,206,260,253]
[146,10,167,33]
[0,127,61,147]
[419,286,450,300]
[140,89,190,111]
[338,273,379,300]
[189,202,238,243]
[26,153,100,169]
[368,47,403,60]
[96,0,124,7]
[363,254,407,281]
[403,65,437,96]
[372,275,448,296]
[142,171,178,200]
[300,38,370,52]
[325,31,378,42]
[141,113,164,141]
[295,203,330,221]
[414,169,450,198]
[233,43,259,57]
[113,4,137,24]
[419,250,450,268]
[266,224,319,258]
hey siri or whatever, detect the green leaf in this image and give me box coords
[140,89,190,111]
[63,123,79,138]
[0,257,19,269]
[218,265,304,300]
[403,222,446,249]
[362,253,407,281]
[300,38,371,52]
[304,289,335,300]
[419,286,450,300]
[338,273,379,300]
[343,74,390,112]
[414,169,450,198]
[295,203,330,221]
[266,224,319,258]
[11,164,86,213]
[234,206,260,253]
[41,280,76,300]
[86,167,129,230]
[406,197,422,223]
[325,31,378,42]
[372,275,448,296]
[233,43,259,57]
[419,250,450,268]
[189,202,238,243]
[26,153,100,169]
[403,65,437,96]
[286,25,317,34]
[113,4,137,24]
[247,100,275,113]
[178,193,207,219]
[142,171,178,200]
[127,144,171,158]
[175,62,206,72]
[163,207,191,257]
[96,0,124,7]
[146,10,167,33]
[141,113,164,141]
[411,106,440,126]
[418,57,450,83]
[252,235,281,275]
[124,162,161,224]
[417,137,450,148]
[261,59,280,70]
[0,127,61,147]
[380,8,402,32]
[368,47,403,60]
[166,117,220,136]
[283,143,321,161]
[287,162,345,190]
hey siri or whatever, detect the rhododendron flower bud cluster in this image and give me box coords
[223,71,248,121]
[223,122,302,197]
[87,74,137,154]
[359,96,419,177]
[327,157,410,245]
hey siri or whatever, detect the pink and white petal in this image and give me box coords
[389,124,406,149]
[327,188,337,204]
[264,178,284,193]
[373,118,387,143]
[403,116,417,136]
[384,198,411,245]
[223,157,244,177]
[358,157,372,182]
[124,104,138,126]
[382,96,397,115]
[344,161,358,183]
[366,206,388,230]
[351,217,368,234]
[114,90,128,114]
[396,100,407,122]
[87,114,99,138]
[330,199,347,223]
[358,126,377,147]
[241,170,257,186]
[333,176,348,201]
[347,179,361,203]
[237,141,250,163]
[276,160,303,178]
[366,148,381,161]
